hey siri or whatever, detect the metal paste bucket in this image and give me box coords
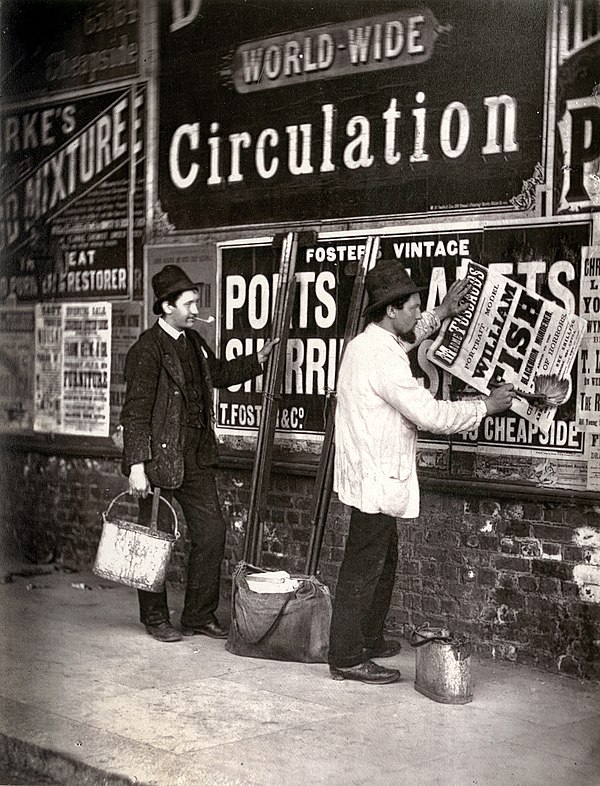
[93,489,179,592]
[411,624,473,705]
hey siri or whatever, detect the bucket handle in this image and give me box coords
[409,628,453,648]
[105,489,180,539]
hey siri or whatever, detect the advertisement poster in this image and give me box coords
[34,304,64,432]
[577,246,600,491]
[554,0,600,214]
[218,239,358,435]
[427,261,587,434]
[34,302,112,436]
[577,247,600,429]
[0,88,145,305]
[159,0,546,228]
[216,224,589,481]
[586,432,600,492]
[0,305,35,431]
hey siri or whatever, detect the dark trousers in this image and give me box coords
[328,508,398,668]
[138,429,226,628]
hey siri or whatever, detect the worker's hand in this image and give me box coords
[485,383,516,415]
[129,463,151,498]
[437,279,472,320]
[257,337,280,365]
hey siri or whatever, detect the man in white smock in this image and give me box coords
[329,259,515,684]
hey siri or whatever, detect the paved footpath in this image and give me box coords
[1,563,599,786]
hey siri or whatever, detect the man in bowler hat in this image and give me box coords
[121,265,278,642]
[329,259,515,683]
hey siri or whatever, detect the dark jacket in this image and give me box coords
[121,322,262,488]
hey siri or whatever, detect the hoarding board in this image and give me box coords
[215,221,591,489]
[159,0,547,229]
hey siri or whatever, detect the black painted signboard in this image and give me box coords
[159,0,547,229]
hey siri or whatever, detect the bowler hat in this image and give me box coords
[152,265,200,315]
[363,259,423,317]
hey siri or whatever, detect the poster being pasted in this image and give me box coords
[426,262,587,434]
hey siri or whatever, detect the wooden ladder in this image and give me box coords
[243,231,299,565]
[305,235,380,574]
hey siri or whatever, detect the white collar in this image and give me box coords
[158,317,185,341]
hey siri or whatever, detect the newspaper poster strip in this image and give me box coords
[110,302,142,432]
[577,247,600,431]
[577,247,600,491]
[34,302,112,436]
[62,302,111,435]
[0,306,35,431]
[427,262,587,434]
[34,304,64,432]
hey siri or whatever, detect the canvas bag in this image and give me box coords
[226,561,331,663]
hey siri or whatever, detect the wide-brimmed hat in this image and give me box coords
[152,265,200,315]
[363,259,423,317]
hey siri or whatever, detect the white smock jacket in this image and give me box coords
[334,313,487,519]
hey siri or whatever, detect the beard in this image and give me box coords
[398,328,417,344]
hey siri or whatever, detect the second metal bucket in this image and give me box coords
[411,624,473,705]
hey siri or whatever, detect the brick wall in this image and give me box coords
[1,447,599,680]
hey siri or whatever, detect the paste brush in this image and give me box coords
[493,374,570,407]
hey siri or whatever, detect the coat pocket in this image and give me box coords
[376,474,410,518]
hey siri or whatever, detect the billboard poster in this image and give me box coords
[554,0,600,214]
[0,88,145,304]
[216,223,590,474]
[217,239,354,434]
[576,247,600,430]
[0,305,35,431]
[576,246,600,492]
[159,0,547,229]
[427,261,587,434]
[34,301,112,436]
[217,231,482,434]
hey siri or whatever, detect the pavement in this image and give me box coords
[1,562,599,786]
